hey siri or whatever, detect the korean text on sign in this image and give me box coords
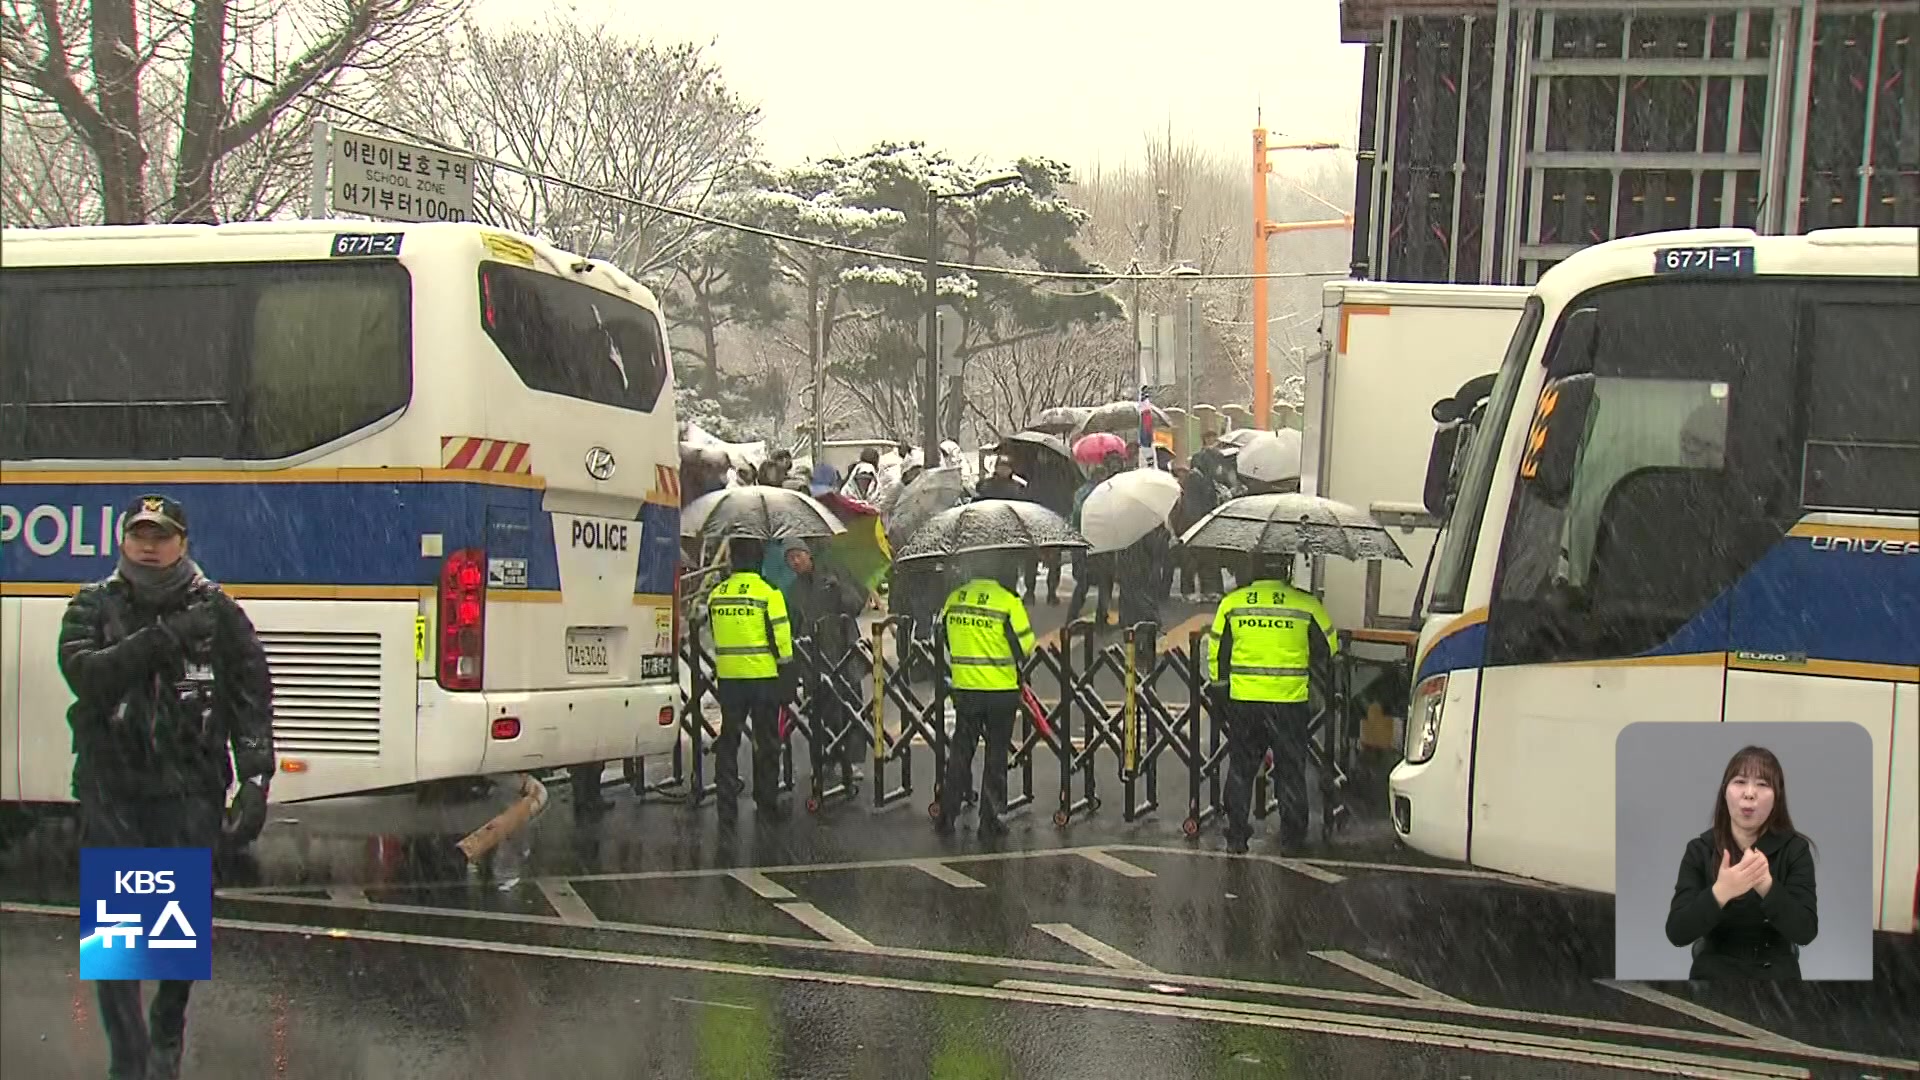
[79,848,214,981]
[329,126,476,225]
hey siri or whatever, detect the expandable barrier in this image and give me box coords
[639,613,1383,843]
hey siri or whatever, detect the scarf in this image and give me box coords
[116,555,203,610]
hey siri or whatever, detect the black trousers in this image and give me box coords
[1222,699,1312,844]
[1066,552,1113,624]
[1174,548,1227,597]
[1021,550,1061,601]
[80,792,223,1080]
[714,680,783,807]
[943,689,1017,827]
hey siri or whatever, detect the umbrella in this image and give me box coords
[998,430,1072,460]
[883,465,967,545]
[1072,432,1128,466]
[1075,400,1172,438]
[816,491,892,593]
[681,485,846,541]
[1032,406,1092,434]
[894,499,1088,566]
[1080,467,1182,554]
[1235,429,1303,484]
[1179,492,1409,563]
[1216,428,1262,449]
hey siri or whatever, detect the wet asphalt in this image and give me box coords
[4,594,1917,1079]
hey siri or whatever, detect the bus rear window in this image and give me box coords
[0,262,410,461]
[478,262,668,414]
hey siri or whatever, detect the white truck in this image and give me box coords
[1299,281,1533,753]
[1302,280,1533,634]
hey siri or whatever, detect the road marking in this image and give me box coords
[1033,923,1159,973]
[1075,850,1156,878]
[776,902,871,946]
[536,880,599,926]
[996,980,1807,1080]
[1310,950,1459,1003]
[1105,844,1349,884]
[671,997,756,1012]
[0,903,1810,1078]
[325,886,369,906]
[7,900,1906,1073]
[727,869,795,901]
[1599,981,1811,1048]
[908,860,986,889]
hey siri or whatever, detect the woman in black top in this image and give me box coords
[1663,745,1818,980]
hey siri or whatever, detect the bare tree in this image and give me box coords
[1,0,467,224]
[969,320,1132,438]
[375,20,760,278]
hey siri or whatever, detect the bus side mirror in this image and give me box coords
[1520,373,1597,506]
[1423,421,1465,518]
[1545,307,1599,379]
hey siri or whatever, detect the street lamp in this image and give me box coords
[922,172,1023,459]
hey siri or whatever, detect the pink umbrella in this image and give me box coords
[1073,432,1127,466]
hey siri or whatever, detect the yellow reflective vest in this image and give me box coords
[708,571,792,680]
[1207,579,1337,703]
[941,578,1035,692]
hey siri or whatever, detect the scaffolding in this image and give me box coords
[1342,0,1920,285]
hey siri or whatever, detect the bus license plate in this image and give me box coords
[566,630,611,674]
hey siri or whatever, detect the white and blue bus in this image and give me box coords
[1391,226,1918,934]
[0,221,684,807]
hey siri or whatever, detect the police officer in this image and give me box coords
[937,554,1035,837]
[58,495,274,1080]
[1207,552,1337,854]
[707,536,794,818]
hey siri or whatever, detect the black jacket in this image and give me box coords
[1664,827,1818,980]
[59,573,275,803]
[785,565,867,664]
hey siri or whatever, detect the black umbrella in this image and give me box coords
[681,484,845,541]
[894,499,1088,566]
[1178,492,1409,563]
[996,430,1072,460]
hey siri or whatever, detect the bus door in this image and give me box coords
[1470,279,1802,892]
[1721,284,1920,930]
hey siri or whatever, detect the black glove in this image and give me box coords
[223,778,268,846]
[161,601,220,650]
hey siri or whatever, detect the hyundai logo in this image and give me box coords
[584,446,616,481]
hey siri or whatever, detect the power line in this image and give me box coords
[305,93,1350,286]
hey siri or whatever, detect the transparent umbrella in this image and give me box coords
[1236,429,1303,483]
[883,465,967,545]
[894,499,1087,566]
[1178,492,1408,562]
[681,484,845,541]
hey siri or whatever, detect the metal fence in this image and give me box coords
[636,614,1411,842]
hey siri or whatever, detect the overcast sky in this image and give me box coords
[473,0,1363,173]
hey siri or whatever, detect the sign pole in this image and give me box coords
[308,120,331,219]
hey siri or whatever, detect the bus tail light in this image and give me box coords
[438,548,487,691]
[658,706,674,727]
[1404,674,1448,765]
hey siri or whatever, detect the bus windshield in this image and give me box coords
[1427,295,1542,612]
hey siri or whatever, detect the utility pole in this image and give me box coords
[1251,120,1349,431]
[921,189,941,461]
[810,298,826,462]
[1185,287,1197,451]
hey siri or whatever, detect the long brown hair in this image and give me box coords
[1710,745,1803,859]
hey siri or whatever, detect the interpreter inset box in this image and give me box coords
[1614,721,1873,982]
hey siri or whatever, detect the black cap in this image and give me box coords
[123,494,188,536]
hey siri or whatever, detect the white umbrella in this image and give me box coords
[1079,467,1182,554]
[1236,429,1303,483]
[1216,428,1262,449]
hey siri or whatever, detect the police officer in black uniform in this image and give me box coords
[58,495,275,1080]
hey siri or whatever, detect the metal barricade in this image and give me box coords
[656,607,1374,844]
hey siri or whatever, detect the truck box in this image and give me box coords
[1303,280,1532,634]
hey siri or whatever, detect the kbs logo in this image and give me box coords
[79,848,213,981]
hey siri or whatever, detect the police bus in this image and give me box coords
[1390,226,1918,933]
[0,221,684,809]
